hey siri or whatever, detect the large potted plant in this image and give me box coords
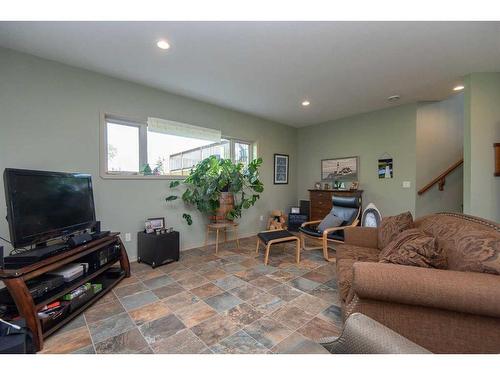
[166,156,264,225]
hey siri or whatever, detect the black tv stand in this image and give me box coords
[4,244,69,269]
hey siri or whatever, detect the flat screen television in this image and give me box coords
[3,168,96,248]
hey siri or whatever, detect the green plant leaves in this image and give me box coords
[166,155,264,226]
[182,213,193,225]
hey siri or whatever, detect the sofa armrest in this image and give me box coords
[352,262,500,318]
[343,227,378,248]
[318,313,432,354]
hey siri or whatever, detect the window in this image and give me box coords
[101,115,254,178]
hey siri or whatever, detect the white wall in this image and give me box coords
[0,48,298,260]
[415,94,464,217]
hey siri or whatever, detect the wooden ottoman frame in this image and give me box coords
[255,229,301,265]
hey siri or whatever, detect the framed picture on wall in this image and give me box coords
[273,154,289,184]
[321,156,359,181]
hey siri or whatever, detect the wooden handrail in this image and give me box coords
[417,158,463,195]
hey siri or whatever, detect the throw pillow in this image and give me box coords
[448,230,500,275]
[379,229,447,269]
[318,212,344,232]
[378,211,414,249]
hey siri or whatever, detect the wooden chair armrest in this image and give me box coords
[301,220,321,227]
[260,228,287,233]
[322,220,359,236]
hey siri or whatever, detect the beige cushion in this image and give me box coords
[379,229,447,269]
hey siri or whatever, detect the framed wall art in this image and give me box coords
[274,154,289,184]
[321,156,359,181]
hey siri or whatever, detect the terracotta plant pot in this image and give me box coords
[210,192,234,223]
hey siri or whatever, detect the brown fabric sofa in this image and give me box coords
[335,212,500,354]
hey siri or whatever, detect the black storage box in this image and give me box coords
[137,231,179,268]
[0,319,36,354]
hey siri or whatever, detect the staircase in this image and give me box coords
[417,158,464,195]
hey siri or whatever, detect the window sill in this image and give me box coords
[100,173,183,180]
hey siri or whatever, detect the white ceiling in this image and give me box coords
[1,21,499,127]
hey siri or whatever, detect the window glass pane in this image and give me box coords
[235,142,250,166]
[107,122,140,172]
[147,130,219,175]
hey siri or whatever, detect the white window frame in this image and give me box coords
[100,113,256,180]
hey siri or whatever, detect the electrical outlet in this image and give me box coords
[259,215,264,221]
[125,233,132,242]
[402,181,411,188]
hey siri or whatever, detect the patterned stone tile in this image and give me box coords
[297,317,341,341]
[163,291,200,311]
[271,332,329,354]
[280,264,309,277]
[308,284,341,304]
[175,301,218,328]
[128,300,171,325]
[116,275,141,287]
[41,326,92,354]
[136,269,165,281]
[243,317,293,349]
[84,299,125,324]
[130,261,151,273]
[120,290,159,311]
[190,282,224,299]
[288,293,330,315]
[191,315,241,346]
[323,278,338,290]
[302,270,335,284]
[223,303,264,327]
[204,292,243,313]
[139,314,186,344]
[270,305,315,330]
[288,277,321,292]
[157,261,186,274]
[142,275,175,289]
[234,268,268,281]
[177,275,211,289]
[224,254,248,263]
[249,275,282,290]
[57,313,86,334]
[168,268,194,281]
[151,283,185,299]
[88,312,136,344]
[94,328,149,354]
[71,345,96,354]
[213,275,247,290]
[318,304,343,326]
[239,258,260,268]
[93,290,118,306]
[211,330,269,354]
[200,267,228,281]
[228,284,264,301]
[150,328,207,354]
[247,292,286,315]
[268,284,303,302]
[114,282,147,298]
[220,262,247,274]
[267,269,297,283]
[315,264,338,278]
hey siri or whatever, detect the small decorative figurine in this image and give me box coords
[267,210,287,231]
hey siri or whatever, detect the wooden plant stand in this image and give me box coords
[0,233,130,351]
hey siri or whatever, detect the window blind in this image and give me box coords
[147,117,221,142]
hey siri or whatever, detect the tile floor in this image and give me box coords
[40,236,342,354]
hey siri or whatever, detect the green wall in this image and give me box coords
[463,73,500,222]
[296,104,417,217]
[0,48,298,259]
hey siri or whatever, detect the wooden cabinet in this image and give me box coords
[308,189,363,221]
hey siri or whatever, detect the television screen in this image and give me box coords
[4,169,96,248]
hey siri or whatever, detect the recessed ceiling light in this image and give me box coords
[453,85,465,91]
[156,40,170,50]
[301,100,310,107]
[387,95,400,102]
